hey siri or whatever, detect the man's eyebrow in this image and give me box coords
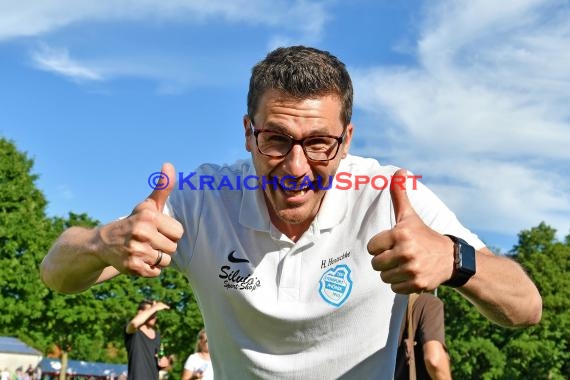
[262,122,289,133]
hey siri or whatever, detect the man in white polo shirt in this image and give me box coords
[41,46,542,379]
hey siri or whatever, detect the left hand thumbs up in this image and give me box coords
[367,169,454,293]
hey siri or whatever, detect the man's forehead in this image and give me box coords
[257,91,343,125]
[259,89,341,107]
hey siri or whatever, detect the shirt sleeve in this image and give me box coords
[405,173,485,250]
[183,354,200,371]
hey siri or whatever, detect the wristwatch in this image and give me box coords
[442,234,476,287]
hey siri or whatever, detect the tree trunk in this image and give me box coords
[59,351,68,380]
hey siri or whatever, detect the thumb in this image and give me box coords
[148,162,176,212]
[390,168,414,223]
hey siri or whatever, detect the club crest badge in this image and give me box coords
[319,264,353,307]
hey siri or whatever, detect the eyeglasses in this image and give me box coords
[250,122,346,162]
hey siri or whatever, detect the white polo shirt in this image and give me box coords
[168,154,483,379]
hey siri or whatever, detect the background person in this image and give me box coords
[182,329,212,380]
[124,300,170,380]
[395,292,451,380]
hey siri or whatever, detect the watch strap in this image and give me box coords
[442,234,476,287]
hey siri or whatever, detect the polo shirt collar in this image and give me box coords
[315,184,348,230]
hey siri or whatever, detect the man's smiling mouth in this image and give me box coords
[278,178,317,194]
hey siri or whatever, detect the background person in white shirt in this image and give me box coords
[0,368,11,380]
[182,329,212,380]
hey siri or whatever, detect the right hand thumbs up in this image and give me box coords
[98,163,184,277]
[147,163,176,212]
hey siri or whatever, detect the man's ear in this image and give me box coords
[340,123,354,158]
[243,115,252,152]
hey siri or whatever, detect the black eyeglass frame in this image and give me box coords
[249,122,347,162]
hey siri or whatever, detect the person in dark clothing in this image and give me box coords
[395,293,451,380]
[125,299,170,380]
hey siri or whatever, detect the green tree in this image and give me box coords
[0,138,204,378]
[442,222,570,379]
[440,286,509,379]
[507,222,570,379]
[0,138,52,346]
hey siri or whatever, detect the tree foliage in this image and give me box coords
[0,138,203,377]
[442,222,570,379]
[0,138,52,341]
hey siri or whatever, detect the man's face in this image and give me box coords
[142,305,157,327]
[244,89,353,237]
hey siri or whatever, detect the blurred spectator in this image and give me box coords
[395,293,451,380]
[182,329,212,380]
[125,299,170,380]
[1,368,10,380]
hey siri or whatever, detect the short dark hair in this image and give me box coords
[247,46,353,126]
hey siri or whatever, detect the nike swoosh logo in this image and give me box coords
[228,250,249,263]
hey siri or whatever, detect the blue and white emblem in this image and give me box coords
[319,264,353,307]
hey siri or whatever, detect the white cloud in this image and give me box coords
[3,0,330,89]
[0,0,328,42]
[31,44,103,82]
[29,42,251,92]
[352,0,570,240]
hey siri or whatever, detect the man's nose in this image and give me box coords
[282,143,310,177]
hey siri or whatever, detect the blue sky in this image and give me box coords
[1,0,568,252]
